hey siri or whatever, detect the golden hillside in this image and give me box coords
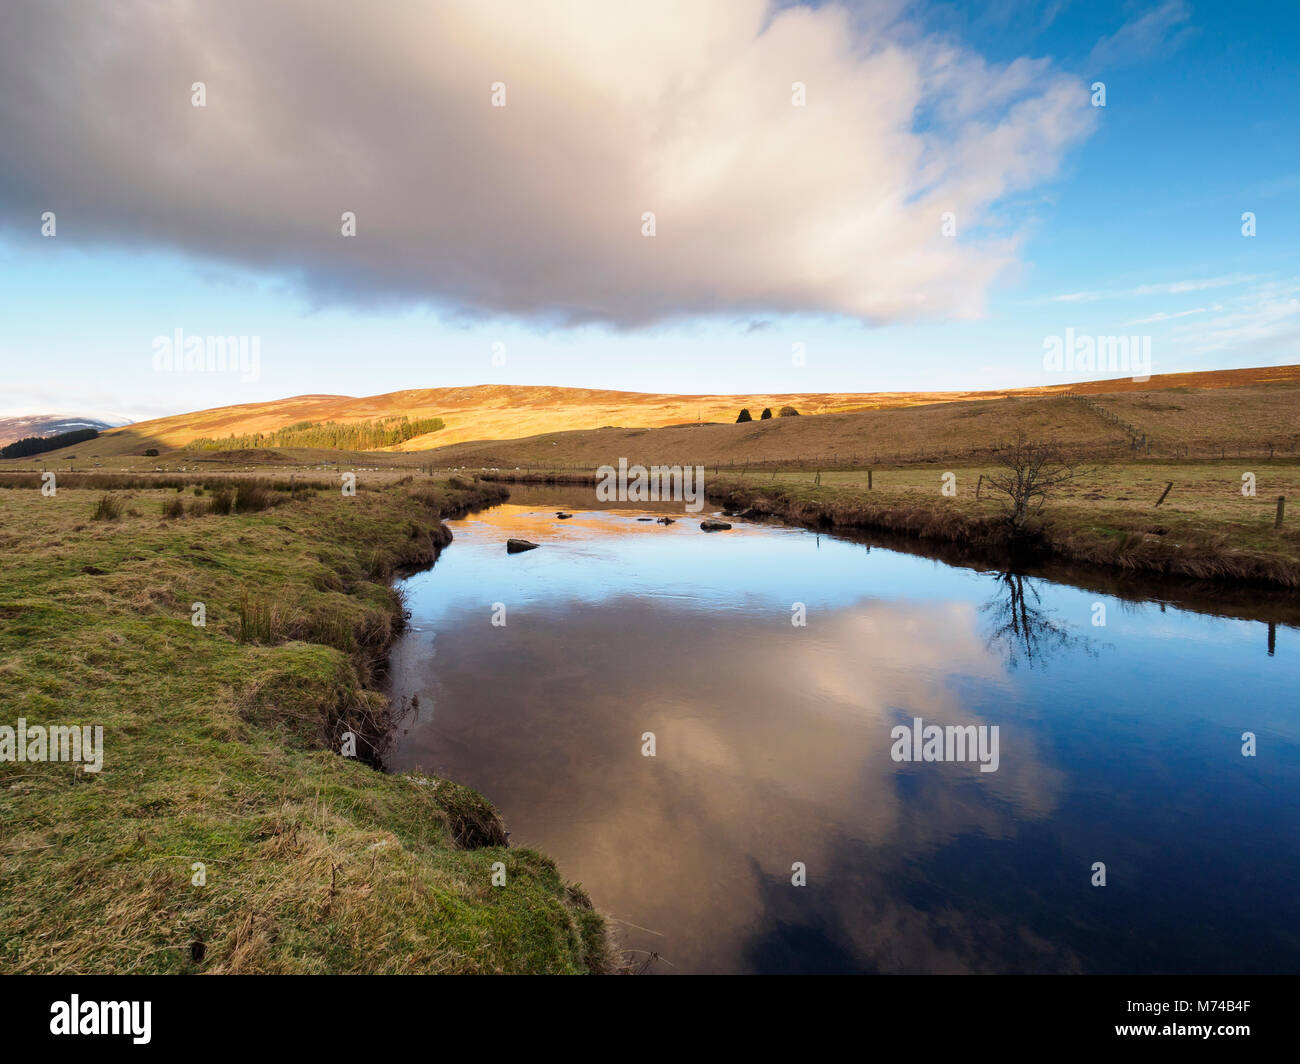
[23,365,1300,459]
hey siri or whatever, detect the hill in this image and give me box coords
[415,375,1300,470]
[19,365,1300,462]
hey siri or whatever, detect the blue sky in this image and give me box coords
[1,0,1297,422]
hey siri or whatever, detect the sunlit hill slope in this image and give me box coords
[34,366,1300,461]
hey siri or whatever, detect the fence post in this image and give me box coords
[976,474,983,500]
[1155,481,1173,507]
[1277,496,1286,529]
[868,469,873,490]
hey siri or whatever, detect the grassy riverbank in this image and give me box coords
[480,461,1300,588]
[710,461,1300,588]
[0,475,609,973]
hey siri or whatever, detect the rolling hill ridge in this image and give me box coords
[21,365,1300,461]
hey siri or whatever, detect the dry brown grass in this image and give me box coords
[408,384,1300,471]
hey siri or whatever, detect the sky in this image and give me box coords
[0,0,1297,423]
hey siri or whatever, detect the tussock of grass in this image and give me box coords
[236,593,287,644]
[0,477,609,974]
[208,488,234,515]
[233,482,279,513]
[90,493,123,521]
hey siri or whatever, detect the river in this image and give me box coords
[387,484,1300,974]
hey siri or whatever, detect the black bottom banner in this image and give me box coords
[0,974,1286,1052]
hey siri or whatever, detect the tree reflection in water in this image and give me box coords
[980,570,1091,669]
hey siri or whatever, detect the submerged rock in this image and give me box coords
[506,538,540,553]
[556,512,573,519]
[700,520,732,532]
[657,517,676,525]
[636,517,654,522]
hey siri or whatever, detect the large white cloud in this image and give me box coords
[0,0,1095,325]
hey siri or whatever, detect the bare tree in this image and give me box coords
[982,432,1090,528]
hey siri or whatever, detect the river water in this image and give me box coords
[387,485,1300,974]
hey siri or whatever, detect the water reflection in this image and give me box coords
[980,570,1091,670]
[387,490,1300,973]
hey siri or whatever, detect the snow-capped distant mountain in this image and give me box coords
[0,414,133,447]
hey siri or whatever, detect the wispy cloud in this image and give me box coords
[1089,0,1194,69]
[1169,280,1300,358]
[1040,274,1259,304]
[1123,307,1208,326]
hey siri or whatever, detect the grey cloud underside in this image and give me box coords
[0,0,1096,326]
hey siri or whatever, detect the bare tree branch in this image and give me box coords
[982,432,1092,528]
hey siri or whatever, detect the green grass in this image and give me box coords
[0,477,608,973]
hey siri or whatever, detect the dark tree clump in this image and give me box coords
[1,427,99,458]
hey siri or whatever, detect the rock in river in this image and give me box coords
[506,538,540,553]
[700,520,732,532]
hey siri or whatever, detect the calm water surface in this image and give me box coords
[387,486,1300,973]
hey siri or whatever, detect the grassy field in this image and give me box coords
[0,475,609,973]
[732,461,1298,541]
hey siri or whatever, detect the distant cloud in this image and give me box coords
[1170,279,1300,358]
[1089,0,1194,70]
[1122,307,1207,326]
[1040,275,1259,304]
[0,0,1095,328]
[0,390,143,423]
[1250,174,1300,199]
